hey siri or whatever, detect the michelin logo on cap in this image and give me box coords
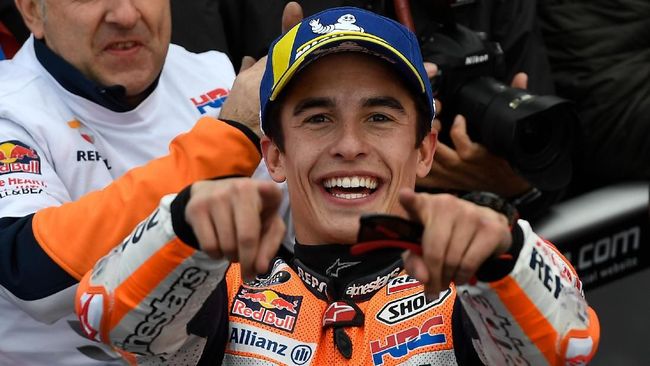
[309,14,365,34]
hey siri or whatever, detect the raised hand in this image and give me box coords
[398,189,512,298]
[185,178,286,281]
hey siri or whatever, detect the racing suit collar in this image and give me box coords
[292,242,404,302]
[33,37,159,112]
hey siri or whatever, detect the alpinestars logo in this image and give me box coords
[326,258,360,278]
[120,267,208,356]
[345,267,400,298]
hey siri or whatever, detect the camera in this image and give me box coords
[419,20,577,191]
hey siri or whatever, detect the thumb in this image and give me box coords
[239,55,257,73]
[282,2,304,34]
[398,189,422,222]
[257,181,283,218]
[511,72,528,89]
[424,62,438,80]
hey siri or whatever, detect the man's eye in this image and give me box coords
[306,114,329,123]
[368,114,391,122]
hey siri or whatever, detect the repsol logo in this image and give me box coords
[567,226,641,271]
[121,267,208,356]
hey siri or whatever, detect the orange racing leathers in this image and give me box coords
[75,187,600,365]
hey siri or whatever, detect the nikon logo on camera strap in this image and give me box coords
[465,53,489,65]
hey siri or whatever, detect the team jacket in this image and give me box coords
[0,36,261,365]
[75,190,600,365]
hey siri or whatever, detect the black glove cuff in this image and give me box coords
[219,119,261,155]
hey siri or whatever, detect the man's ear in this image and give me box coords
[15,0,46,39]
[416,129,437,178]
[261,136,287,183]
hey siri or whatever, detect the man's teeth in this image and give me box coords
[332,193,368,200]
[112,41,136,50]
[323,176,378,189]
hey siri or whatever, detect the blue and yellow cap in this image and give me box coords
[259,7,435,134]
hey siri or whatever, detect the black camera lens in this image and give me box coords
[421,22,578,191]
[454,77,576,191]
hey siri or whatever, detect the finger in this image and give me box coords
[282,1,304,33]
[432,140,460,167]
[449,115,474,150]
[511,72,528,89]
[455,218,510,285]
[249,182,284,276]
[255,215,286,274]
[233,183,265,281]
[398,189,421,222]
[421,202,455,296]
[402,251,431,289]
[187,206,222,259]
[424,62,438,80]
[257,181,284,220]
[441,212,477,287]
[239,55,257,73]
[432,119,442,132]
[399,191,451,295]
[212,196,238,263]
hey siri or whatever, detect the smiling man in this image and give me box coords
[74,7,599,365]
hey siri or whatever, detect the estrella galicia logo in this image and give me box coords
[0,140,41,176]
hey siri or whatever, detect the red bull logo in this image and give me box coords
[0,141,41,176]
[232,288,302,332]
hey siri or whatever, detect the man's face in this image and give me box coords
[263,53,435,244]
[32,0,170,102]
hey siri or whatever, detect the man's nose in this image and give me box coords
[105,0,141,29]
[329,121,368,160]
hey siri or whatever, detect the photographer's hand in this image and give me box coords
[417,71,532,199]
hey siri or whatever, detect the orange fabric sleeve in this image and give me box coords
[33,117,260,280]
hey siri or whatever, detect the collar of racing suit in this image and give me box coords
[33,37,160,112]
[291,242,404,302]
[289,243,407,358]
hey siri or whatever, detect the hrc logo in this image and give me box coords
[370,315,447,365]
[191,88,229,115]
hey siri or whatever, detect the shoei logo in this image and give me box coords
[376,289,451,325]
[309,14,365,34]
